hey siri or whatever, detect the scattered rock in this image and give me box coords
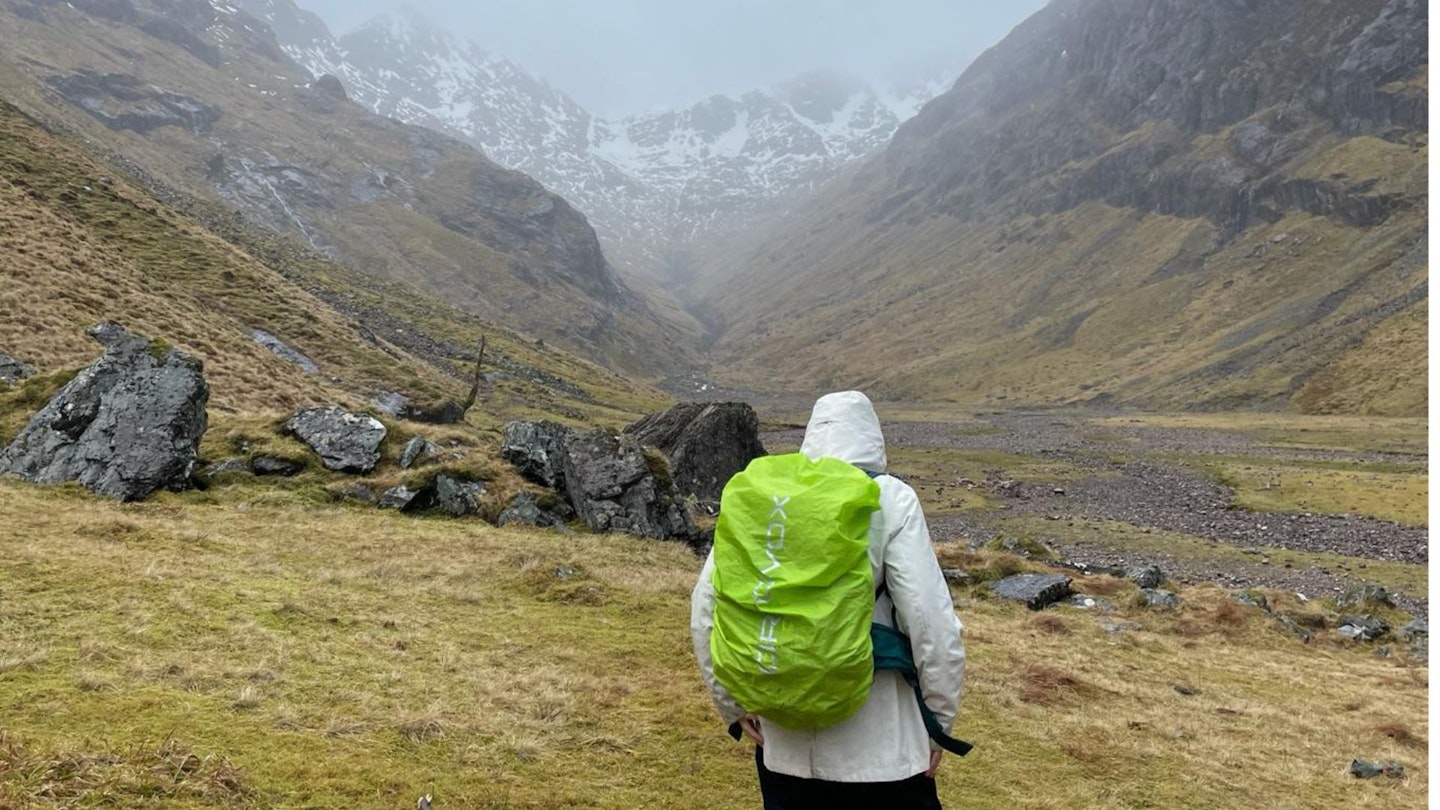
[1126,564,1166,589]
[434,475,483,517]
[1335,585,1394,613]
[1065,594,1113,611]
[0,353,35,385]
[0,323,207,501]
[940,568,971,586]
[338,483,377,504]
[501,420,571,489]
[1336,615,1390,642]
[1139,588,1182,610]
[285,407,386,473]
[1398,618,1427,641]
[379,484,431,512]
[250,455,304,477]
[400,436,438,469]
[205,458,249,476]
[250,329,319,374]
[623,401,766,503]
[369,392,408,417]
[990,573,1072,610]
[1232,590,1271,612]
[1349,759,1405,779]
[498,491,560,528]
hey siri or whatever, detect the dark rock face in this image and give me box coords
[47,71,221,134]
[140,16,222,67]
[498,491,561,528]
[250,455,304,477]
[1337,615,1390,642]
[624,401,766,503]
[1139,588,1182,610]
[560,429,696,540]
[379,484,431,511]
[501,420,697,542]
[0,353,35,385]
[434,474,483,517]
[501,420,571,489]
[882,0,1427,229]
[1125,565,1165,590]
[399,436,437,469]
[0,323,207,501]
[284,407,387,473]
[990,573,1073,610]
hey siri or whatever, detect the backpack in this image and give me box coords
[709,452,881,729]
[711,453,976,755]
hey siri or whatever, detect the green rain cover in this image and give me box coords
[710,453,882,729]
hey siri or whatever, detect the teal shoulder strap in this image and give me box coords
[871,623,974,756]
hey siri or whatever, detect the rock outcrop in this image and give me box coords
[624,401,766,503]
[502,420,699,542]
[285,407,387,473]
[501,420,570,490]
[0,353,35,385]
[0,323,207,501]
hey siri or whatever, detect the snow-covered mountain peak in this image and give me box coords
[232,0,961,276]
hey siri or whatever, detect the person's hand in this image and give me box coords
[738,713,765,745]
[926,749,943,778]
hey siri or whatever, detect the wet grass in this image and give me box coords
[0,477,1427,809]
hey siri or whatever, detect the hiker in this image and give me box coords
[690,390,966,809]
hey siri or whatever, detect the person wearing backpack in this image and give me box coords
[690,390,966,809]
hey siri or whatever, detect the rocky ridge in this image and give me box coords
[232,0,952,277]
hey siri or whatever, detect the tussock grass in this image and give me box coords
[0,477,1426,808]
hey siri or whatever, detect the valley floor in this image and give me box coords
[0,408,1428,809]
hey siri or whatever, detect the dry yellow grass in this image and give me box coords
[0,477,1425,809]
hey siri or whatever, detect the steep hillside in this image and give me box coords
[696,0,1427,415]
[0,94,667,424]
[233,0,950,280]
[0,0,697,376]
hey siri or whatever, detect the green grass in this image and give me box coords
[0,478,1427,809]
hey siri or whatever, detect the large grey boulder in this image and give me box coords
[0,353,35,385]
[560,429,697,541]
[0,323,207,501]
[990,573,1073,610]
[501,420,570,489]
[624,402,766,503]
[285,407,386,473]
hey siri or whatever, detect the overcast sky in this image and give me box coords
[295,0,1047,116]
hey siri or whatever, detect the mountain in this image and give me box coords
[692,0,1427,416]
[233,0,952,278]
[0,0,696,377]
[0,91,666,425]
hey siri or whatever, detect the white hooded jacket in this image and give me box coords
[690,391,966,782]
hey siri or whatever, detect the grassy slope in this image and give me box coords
[691,122,1426,417]
[0,97,666,424]
[0,4,698,379]
[0,478,1426,809]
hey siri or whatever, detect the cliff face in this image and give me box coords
[0,0,697,376]
[695,0,1426,415]
[877,0,1425,226]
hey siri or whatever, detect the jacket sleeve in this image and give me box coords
[880,480,966,736]
[691,548,746,725]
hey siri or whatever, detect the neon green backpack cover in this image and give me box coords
[710,452,882,729]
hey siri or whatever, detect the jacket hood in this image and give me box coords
[800,391,887,472]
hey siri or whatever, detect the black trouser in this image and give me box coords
[755,746,943,809]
